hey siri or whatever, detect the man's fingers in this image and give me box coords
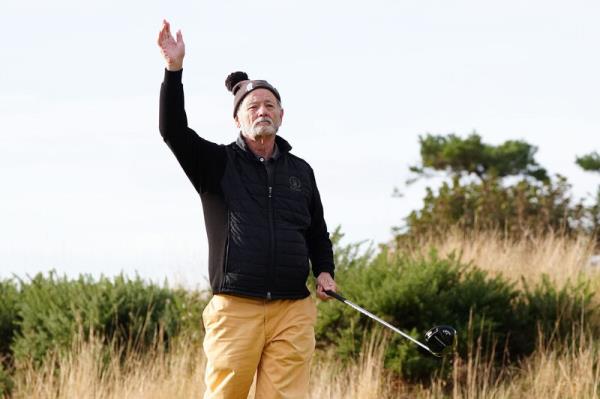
[158,23,168,46]
[320,279,336,291]
[316,285,328,300]
[316,281,337,300]
[157,22,164,45]
[157,23,178,49]
[315,272,337,299]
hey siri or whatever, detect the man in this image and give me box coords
[157,20,337,399]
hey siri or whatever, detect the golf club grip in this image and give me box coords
[324,290,346,302]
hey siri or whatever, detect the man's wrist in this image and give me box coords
[166,62,183,72]
[316,270,335,279]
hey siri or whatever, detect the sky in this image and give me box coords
[1,0,599,288]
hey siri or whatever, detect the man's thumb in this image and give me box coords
[176,30,183,43]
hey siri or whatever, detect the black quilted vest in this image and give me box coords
[214,139,316,299]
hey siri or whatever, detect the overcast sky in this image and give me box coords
[1,0,599,288]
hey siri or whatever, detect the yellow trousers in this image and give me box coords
[202,294,317,399]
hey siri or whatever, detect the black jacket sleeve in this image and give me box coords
[159,69,226,194]
[306,167,335,278]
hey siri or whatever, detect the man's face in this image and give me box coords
[236,89,284,141]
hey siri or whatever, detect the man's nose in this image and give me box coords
[257,104,269,116]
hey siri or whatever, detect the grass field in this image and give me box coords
[6,234,600,398]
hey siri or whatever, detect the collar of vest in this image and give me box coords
[233,134,292,160]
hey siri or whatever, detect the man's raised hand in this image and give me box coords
[157,19,185,71]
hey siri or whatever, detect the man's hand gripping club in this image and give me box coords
[316,272,337,301]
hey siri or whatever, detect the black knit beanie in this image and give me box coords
[225,71,281,117]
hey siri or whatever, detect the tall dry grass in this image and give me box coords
[11,334,206,399]
[8,329,600,399]
[309,331,396,399]
[404,230,599,286]
[5,234,600,398]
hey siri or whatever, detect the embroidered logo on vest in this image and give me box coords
[289,176,302,192]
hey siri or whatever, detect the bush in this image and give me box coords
[316,246,597,381]
[510,275,595,355]
[11,272,207,365]
[0,280,20,363]
[400,175,578,241]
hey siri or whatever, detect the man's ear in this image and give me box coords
[280,108,284,123]
[234,115,240,129]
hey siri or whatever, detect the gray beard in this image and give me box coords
[243,123,278,139]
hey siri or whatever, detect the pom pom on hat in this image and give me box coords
[225,71,249,94]
[225,70,281,117]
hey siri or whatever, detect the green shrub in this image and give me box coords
[510,275,595,355]
[399,175,578,242]
[317,248,519,380]
[0,280,20,362]
[317,245,597,381]
[12,272,207,365]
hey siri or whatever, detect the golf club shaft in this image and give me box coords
[324,290,434,354]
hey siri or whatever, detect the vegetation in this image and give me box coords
[316,241,596,381]
[1,233,599,398]
[576,151,600,236]
[1,134,598,397]
[398,133,598,242]
[410,132,548,182]
[0,273,207,396]
[576,151,600,173]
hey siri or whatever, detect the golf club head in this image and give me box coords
[424,325,457,357]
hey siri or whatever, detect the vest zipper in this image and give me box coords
[259,155,276,300]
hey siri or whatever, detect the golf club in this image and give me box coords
[324,290,457,358]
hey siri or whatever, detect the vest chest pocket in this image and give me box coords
[273,179,312,229]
